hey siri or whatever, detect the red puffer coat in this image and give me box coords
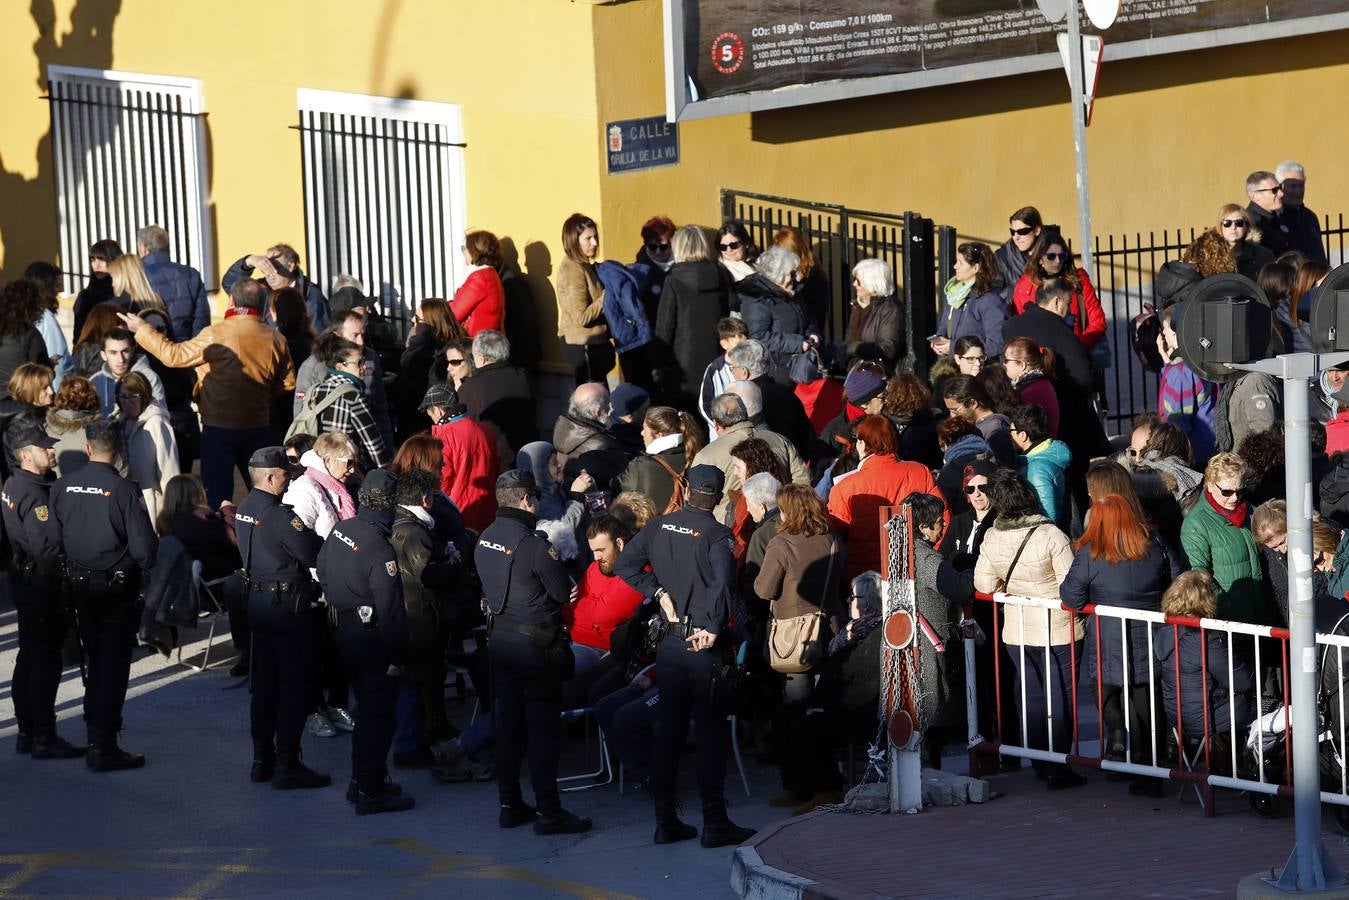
[827,452,945,581]
[450,266,505,336]
[432,413,500,532]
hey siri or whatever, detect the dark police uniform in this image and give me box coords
[475,470,590,834]
[614,464,754,847]
[235,466,325,787]
[50,459,157,768]
[2,453,83,759]
[317,476,411,814]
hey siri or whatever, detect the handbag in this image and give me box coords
[766,536,838,674]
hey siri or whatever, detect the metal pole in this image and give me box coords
[1275,354,1343,892]
[1065,2,1094,274]
[1236,353,1346,892]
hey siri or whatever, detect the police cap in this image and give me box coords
[687,464,725,495]
[8,424,57,451]
[248,446,303,474]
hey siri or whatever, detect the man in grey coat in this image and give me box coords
[293,309,394,450]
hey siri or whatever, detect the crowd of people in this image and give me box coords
[1,157,1344,841]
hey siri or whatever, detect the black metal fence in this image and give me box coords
[721,187,1348,434]
[719,190,936,375]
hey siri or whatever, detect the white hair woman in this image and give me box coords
[736,244,819,382]
[844,258,901,365]
[282,431,359,540]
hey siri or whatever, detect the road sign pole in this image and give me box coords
[1065,1,1094,274]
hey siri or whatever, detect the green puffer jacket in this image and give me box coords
[1180,498,1267,624]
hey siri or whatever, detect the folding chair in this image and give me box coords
[1173,727,1210,810]
[727,642,751,798]
[176,565,231,674]
[558,707,613,791]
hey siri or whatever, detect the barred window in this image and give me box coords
[46,65,213,295]
[297,89,468,334]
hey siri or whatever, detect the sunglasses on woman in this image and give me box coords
[646,242,671,253]
[446,357,467,366]
[1009,226,1035,237]
[719,240,742,251]
[1215,485,1244,498]
[1220,219,1248,229]
[964,484,987,495]
[1043,252,1069,262]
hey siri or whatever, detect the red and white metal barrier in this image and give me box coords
[964,591,1349,816]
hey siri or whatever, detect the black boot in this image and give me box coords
[700,801,755,848]
[15,732,32,755]
[346,778,402,803]
[250,741,275,783]
[498,795,537,829]
[355,788,415,815]
[30,731,85,760]
[534,808,593,835]
[85,727,145,773]
[272,749,331,790]
[653,800,697,845]
[1104,728,1127,762]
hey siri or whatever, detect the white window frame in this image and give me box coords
[296,88,468,324]
[47,65,213,293]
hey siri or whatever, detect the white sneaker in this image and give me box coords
[306,712,337,738]
[324,707,356,733]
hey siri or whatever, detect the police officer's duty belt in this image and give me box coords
[329,605,377,630]
[490,617,564,644]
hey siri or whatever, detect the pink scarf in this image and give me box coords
[307,464,356,521]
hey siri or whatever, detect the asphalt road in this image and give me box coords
[0,602,788,899]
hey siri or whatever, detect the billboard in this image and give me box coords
[665,0,1349,120]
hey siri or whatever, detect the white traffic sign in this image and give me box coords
[1084,0,1122,29]
[1035,0,1069,22]
[1056,32,1104,125]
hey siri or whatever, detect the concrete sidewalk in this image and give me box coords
[733,766,1349,899]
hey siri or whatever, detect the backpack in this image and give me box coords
[594,260,653,353]
[285,382,357,441]
[650,454,688,514]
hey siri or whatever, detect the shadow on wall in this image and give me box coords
[0,0,122,280]
[522,239,560,361]
[751,27,1346,144]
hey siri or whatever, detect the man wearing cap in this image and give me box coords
[236,446,330,792]
[222,244,330,332]
[120,278,295,509]
[2,425,84,760]
[608,383,650,457]
[50,418,157,771]
[614,464,755,849]
[421,382,500,532]
[293,308,395,451]
[319,469,415,815]
[475,469,593,835]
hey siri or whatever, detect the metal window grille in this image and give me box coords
[46,65,212,295]
[297,89,467,335]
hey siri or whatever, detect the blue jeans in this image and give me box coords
[200,425,272,508]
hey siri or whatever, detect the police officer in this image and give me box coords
[318,469,414,815]
[475,469,592,835]
[235,446,330,790]
[614,464,755,848]
[49,417,157,771]
[2,425,83,760]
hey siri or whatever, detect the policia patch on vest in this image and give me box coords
[291,516,305,531]
[385,560,397,576]
[34,505,48,522]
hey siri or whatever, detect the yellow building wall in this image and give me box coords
[0,0,605,367]
[592,1,1349,257]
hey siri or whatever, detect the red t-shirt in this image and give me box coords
[563,561,644,651]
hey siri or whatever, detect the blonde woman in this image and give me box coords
[116,370,179,521]
[653,225,732,409]
[108,255,172,335]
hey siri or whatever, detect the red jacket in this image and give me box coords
[1328,410,1349,456]
[827,452,945,580]
[795,378,845,436]
[450,267,505,336]
[563,561,644,651]
[1011,269,1105,349]
[431,413,500,532]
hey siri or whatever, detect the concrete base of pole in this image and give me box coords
[1238,873,1349,899]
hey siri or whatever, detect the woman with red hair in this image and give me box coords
[1060,492,1180,793]
[450,231,505,336]
[825,414,943,580]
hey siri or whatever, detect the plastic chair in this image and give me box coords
[558,707,613,791]
[176,566,231,673]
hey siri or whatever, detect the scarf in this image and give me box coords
[943,277,974,309]
[224,306,262,319]
[1204,487,1248,528]
[1138,452,1204,500]
[307,462,356,521]
[326,368,365,389]
[645,432,682,455]
[829,613,880,656]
